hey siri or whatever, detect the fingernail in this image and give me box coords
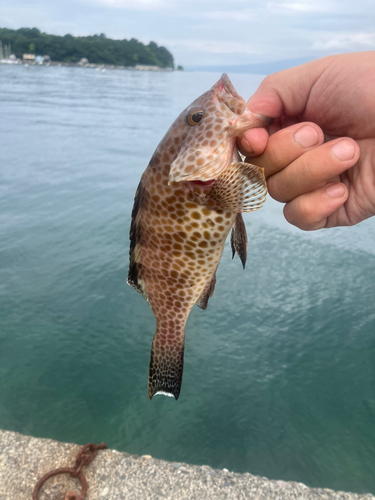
[331,140,356,161]
[241,137,253,154]
[326,183,345,198]
[294,125,320,148]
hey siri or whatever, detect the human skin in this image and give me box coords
[237,51,375,230]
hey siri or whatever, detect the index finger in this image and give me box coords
[246,57,333,118]
[246,122,324,179]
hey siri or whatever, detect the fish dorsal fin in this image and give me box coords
[128,180,147,298]
[209,162,267,213]
[196,272,217,310]
[231,213,248,269]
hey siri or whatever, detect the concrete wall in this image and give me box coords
[0,429,373,500]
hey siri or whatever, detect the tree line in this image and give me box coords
[0,27,175,68]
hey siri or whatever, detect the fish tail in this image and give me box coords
[148,323,185,400]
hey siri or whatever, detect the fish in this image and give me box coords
[128,74,270,400]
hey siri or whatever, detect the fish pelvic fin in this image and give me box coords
[128,179,147,298]
[209,161,267,213]
[196,272,217,310]
[231,213,248,269]
[148,325,185,400]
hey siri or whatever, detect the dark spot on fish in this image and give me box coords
[185,202,197,209]
[185,241,196,248]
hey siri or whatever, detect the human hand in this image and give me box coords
[238,52,375,230]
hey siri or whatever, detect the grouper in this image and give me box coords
[128,74,270,400]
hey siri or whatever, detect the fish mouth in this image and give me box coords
[186,179,216,195]
[213,73,246,115]
[213,74,273,134]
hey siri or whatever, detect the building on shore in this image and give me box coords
[78,58,89,67]
[23,53,35,63]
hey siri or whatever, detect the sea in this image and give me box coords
[0,64,375,494]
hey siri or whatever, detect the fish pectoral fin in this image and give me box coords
[209,161,267,213]
[196,273,217,310]
[148,331,185,400]
[231,213,248,269]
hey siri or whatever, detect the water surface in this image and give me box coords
[1,65,375,494]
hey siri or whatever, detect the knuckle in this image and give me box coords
[264,139,281,167]
[257,74,274,90]
[299,153,317,183]
[283,201,302,227]
[284,197,324,231]
[267,174,288,203]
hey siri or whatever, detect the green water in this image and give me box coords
[1,65,375,494]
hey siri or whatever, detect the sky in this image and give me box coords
[1,0,374,68]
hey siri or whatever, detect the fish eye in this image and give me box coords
[187,111,204,126]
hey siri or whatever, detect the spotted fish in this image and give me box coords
[128,74,270,400]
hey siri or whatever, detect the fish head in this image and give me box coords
[168,74,272,184]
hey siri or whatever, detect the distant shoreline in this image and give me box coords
[0,60,176,71]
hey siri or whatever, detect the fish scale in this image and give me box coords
[128,74,270,400]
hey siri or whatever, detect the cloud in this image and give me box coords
[267,0,338,13]
[160,38,262,55]
[87,0,169,10]
[312,32,375,50]
[203,10,257,22]
[1,0,375,67]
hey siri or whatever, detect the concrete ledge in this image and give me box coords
[0,429,373,500]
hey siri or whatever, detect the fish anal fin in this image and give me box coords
[128,180,147,297]
[148,327,185,400]
[196,273,217,310]
[209,161,267,213]
[231,213,248,269]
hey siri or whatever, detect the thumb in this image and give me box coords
[247,56,334,119]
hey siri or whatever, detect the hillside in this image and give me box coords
[0,27,174,68]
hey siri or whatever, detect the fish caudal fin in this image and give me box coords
[209,162,267,213]
[148,328,185,400]
[231,213,248,269]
